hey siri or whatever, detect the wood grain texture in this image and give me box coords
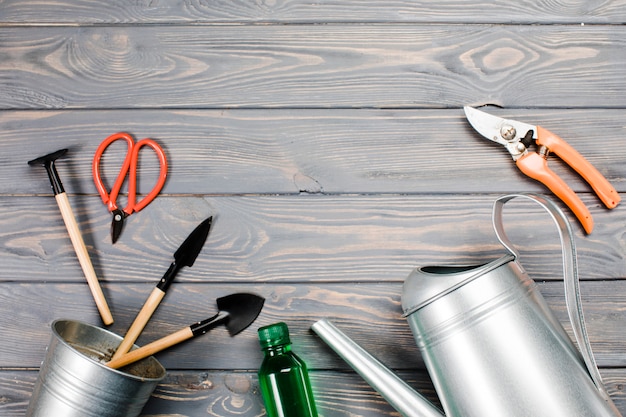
[3,368,626,417]
[2,2,626,416]
[2,281,626,369]
[1,0,625,24]
[4,109,625,195]
[1,369,435,417]
[0,369,435,417]
[1,25,626,109]
[1,195,625,284]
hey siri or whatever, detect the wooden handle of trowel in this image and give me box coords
[111,288,165,360]
[55,192,114,326]
[107,327,193,369]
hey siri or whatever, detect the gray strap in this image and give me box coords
[491,193,610,401]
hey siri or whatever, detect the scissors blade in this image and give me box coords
[464,106,537,146]
[111,209,126,244]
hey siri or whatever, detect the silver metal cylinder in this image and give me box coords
[311,319,444,417]
[26,319,166,417]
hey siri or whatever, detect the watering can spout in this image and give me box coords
[311,319,445,417]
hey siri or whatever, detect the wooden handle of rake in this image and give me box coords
[55,193,114,325]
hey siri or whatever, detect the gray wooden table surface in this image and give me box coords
[1,1,625,416]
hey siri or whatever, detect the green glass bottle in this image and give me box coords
[257,322,318,417]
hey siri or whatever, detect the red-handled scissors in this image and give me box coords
[93,132,168,243]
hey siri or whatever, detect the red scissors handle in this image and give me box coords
[93,132,168,215]
[93,132,133,211]
[127,138,168,214]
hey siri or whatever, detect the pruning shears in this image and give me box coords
[464,106,620,234]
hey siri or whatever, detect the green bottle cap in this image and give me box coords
[258,322,291,349]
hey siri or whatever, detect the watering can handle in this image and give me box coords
[491,193,611,402]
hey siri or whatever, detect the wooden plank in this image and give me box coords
[1,0,625,24]
[1,369,435,417]
[1,281,626,369]
[2,2,626,417]
[5,109,625,195]
[2,25,626,109]
[4,368,626,417]
[145,370,440,417]
[3,368,626,417]
[1,195,624,283]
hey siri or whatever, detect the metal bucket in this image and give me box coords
[26,319,166,417]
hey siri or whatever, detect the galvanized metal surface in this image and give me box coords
[26,320,165,417]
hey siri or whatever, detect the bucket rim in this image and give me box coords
[51,318,167,382]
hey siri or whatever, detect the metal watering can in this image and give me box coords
[312,194,622,417]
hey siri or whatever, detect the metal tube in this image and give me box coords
[311,319,444,417]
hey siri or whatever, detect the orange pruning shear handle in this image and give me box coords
[93,132,168,243]
[516,151,594,233]
[534,126,620,209]
[464,106,620,234]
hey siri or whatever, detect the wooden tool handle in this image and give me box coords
[55,192,114,325]
[107,327,193,369]
[111,288,165,360]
